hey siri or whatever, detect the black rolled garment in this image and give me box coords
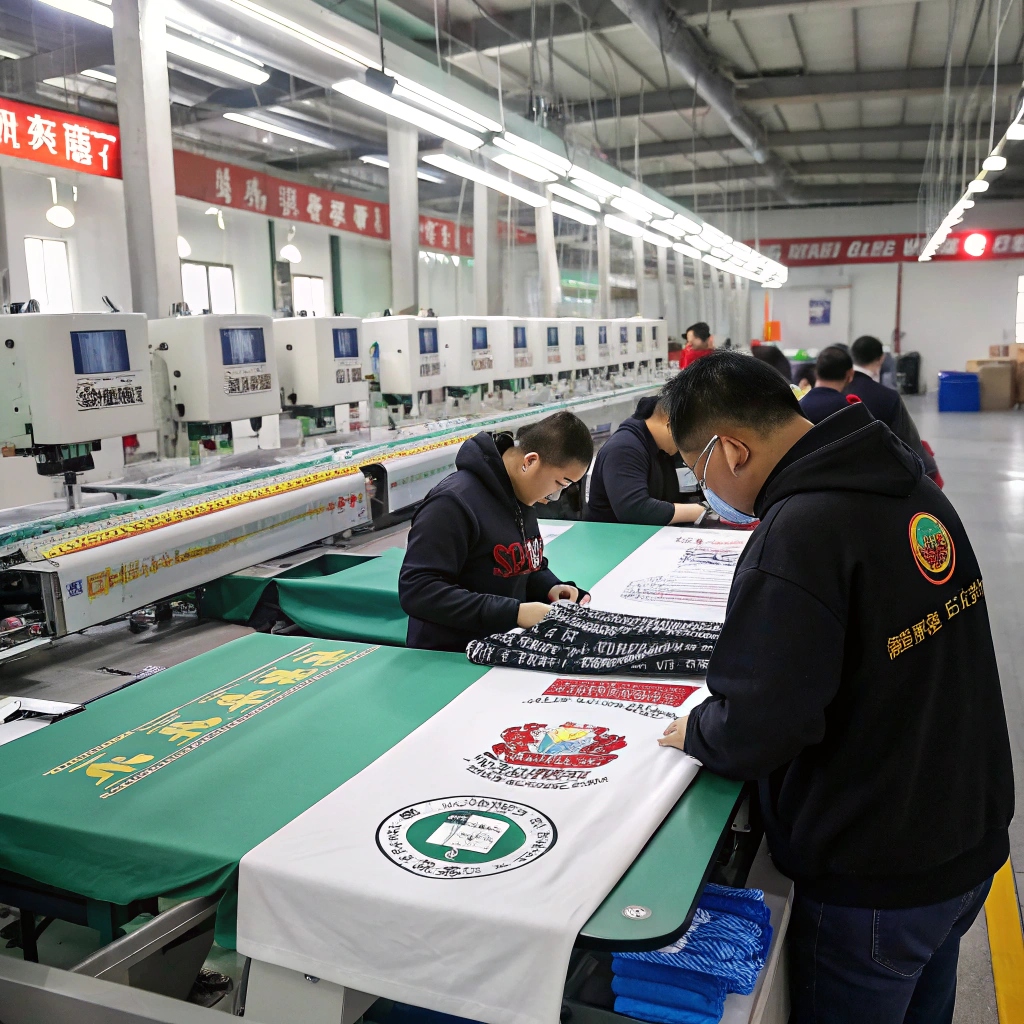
[586,397,681,525]
[683,403,1014,909]
[399,431,569,652]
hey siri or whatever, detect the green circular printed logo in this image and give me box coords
[376,796,557,879]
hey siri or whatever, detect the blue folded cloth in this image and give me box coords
[613,996,721,1024]
[615,885,773,996]
[611,975,725,1016]
[610,958,727,1003]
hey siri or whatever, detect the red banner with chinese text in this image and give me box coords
[419,214,473,255]
[752,230,1024,266]
[0,96,120,178]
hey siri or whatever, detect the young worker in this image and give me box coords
[799,345,861,424]
[399,411,594,652]
[658,352,1013,1023]
[681,322,714,368]
[586,394,705,525]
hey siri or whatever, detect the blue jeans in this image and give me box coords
[788,878,992,1024]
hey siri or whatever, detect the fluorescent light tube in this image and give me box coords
[210,0,375,69]
[609,196,652,222]
[982,154,1007,171]
[569,165,621,198]
[333,79,483,150]
[492,152,557,182]
[621,187,674,219]
[673,242,703,259]
[423,154,548,207]
[684,234,712,251]
[700,222,732,246]
[37,0,113,26]
[642,231,673,247]
[551,201,597,225]
[223,112,333,148]
[966,178,990,192]
[604,214,645,238]
[358,154,444,181]
[392,80,501,135]
[650,219,686,238]
[82,68,116,82]
[547,183,601,212]
[674,213,702,233]
[497,132,572,175]
[166,36,269,84]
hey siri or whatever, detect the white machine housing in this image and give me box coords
[529,318,570,375]
[628,318,650,364]
[612,319,636,365]
[363,316,444,394]
[274,316,368,409]
[595,320,613,369]
[0,312,154,446]
[570,320,602,371]
[150,314,280,423]
[648,320,667,365]
[437,316,495,388]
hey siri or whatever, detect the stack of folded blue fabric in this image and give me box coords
[611,883,773,1024]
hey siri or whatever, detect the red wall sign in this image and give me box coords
[0,96,121,178]
[419,215,472,256]
[754,230,1024,267]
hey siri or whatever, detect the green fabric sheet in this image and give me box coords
[0,634,487,946]
[272,521,660,646]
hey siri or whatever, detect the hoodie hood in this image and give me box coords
[755,403,922,519]
[455,432,520,513]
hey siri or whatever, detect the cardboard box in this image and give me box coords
[990,345,1010,358]
[978,362,1015,410]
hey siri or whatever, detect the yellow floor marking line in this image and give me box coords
[987,858,1024,1023]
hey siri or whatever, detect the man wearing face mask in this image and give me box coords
[656,352,1012,1024]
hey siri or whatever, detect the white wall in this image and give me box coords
[0,160,133,312]
[337,232,391,316]
[748,200,1024,384]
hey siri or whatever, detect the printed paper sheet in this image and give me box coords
[587,527,751,623]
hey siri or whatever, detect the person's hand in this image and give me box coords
[518,602,552,628]
[658,715,689,750]
[548,584,579,603]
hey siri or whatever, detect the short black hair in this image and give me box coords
[661,351,803,451]
[686,322,712,342]
[796,364,817,387]
[516,410,594,467]
[751,344,792,381]
[816,345,854,382]
[851,335,884,366]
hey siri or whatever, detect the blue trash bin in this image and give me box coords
[937,371,981,412]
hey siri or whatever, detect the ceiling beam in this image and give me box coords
[632,122,936,160]
[643,159,934,189]
[570,65,1018,122]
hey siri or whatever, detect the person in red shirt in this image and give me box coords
[681,321,714,368]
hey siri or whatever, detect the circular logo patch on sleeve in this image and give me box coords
[909,512,955,584]
[377,796,557,878]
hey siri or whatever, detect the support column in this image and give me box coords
[112,0,182,318]
[674,252,687,338]
[696,258,707,322]
[473,183,501,315]
[656,244,668,322]
[387,118,419,314]
[535,204,561,317]
[596,223,611,319]
[632,237,645,315]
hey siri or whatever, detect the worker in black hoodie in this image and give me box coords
[586,394,706,525]
[399,411,594,652]
[657,352,1012,1024]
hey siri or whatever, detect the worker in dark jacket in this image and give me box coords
[658,352,1013,1024]
[586,395,705,525]
[846,335,939,479]
[399,411,593,652]
[799,345,863,424]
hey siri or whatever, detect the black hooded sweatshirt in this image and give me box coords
[586,396,682,525]
[684,403,1013,908]
[400,432,566,652]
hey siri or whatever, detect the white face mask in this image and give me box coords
[690,436,758,526]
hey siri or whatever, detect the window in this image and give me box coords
[24,237,73,312]
[181,261,236,315]
[292,274,326,317]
